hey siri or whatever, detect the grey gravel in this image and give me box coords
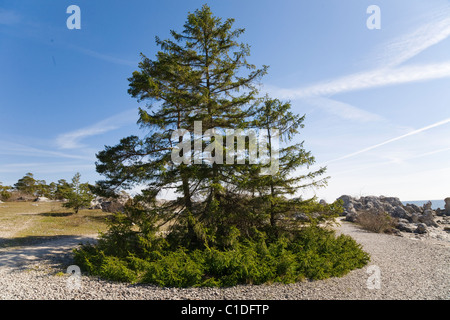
[0,218,448,300]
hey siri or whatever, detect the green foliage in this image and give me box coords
[74,208,370,287]
[14,173,38,196]
[62,172,94,213]
[73,5,370,288]
[0,183,12,201]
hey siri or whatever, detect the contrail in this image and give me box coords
[325,117,450,164]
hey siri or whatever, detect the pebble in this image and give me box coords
[0,219,448,300]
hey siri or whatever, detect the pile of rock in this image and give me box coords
[337,195,450,236]
[89,192,131,213]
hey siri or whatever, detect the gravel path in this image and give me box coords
[0,218,448,300]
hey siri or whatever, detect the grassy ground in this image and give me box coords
[0,201,111,248]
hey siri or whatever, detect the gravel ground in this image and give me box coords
[0,218,448,300]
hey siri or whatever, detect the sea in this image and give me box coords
[401,200,446,210]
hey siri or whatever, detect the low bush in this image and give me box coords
[74,220,370,287]
[355,209,398,234]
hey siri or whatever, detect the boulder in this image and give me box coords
[419,209,438,227]
[89,197,104,210]
[295,213,310,222]
[380,196,403,207]
[391,206,410,220]
[445,197,450,216]
[423,201,433,211]
[295,212,320,222]
[415,223,427,234]
[404,203,421,214]
[345,211,358,222]
[34,197,52,202]
[396,221,415,233]
[337,195,354,208]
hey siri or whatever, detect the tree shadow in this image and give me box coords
[0,234,75,249]
[39,212,75,217]
[0,234,98,268]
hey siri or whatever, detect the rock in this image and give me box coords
[445,198,450,216]
[382,202,395,213]
[295,213,310,222]
[345,211,358,222]
[34,197,51,202]
[381,196,403,207]
[391,206,410,220]
[423,201,433,211]
[410,213,420,223]
[415,223,427,234]
[419,210,438,227]
[337,195,354,208]
[89,197,104,210]
[404,203,421,214]
[396,221,415,233]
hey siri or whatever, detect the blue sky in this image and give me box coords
[1,0,450,202]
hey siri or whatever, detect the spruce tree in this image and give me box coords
[95,5,329,248]
[63,173,94,214]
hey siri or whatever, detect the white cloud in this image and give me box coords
[269,6,450,100]
[0,162,94,174]
[68,44,138,67]
[323,117,450,164]
[270,61,450,99]
[0,8,21,25]
[0,140,93,160]
[56,109,137,149]
[303,96,384,123]
[376,5,450,68]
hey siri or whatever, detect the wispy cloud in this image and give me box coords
[324,117,450,164]
[68,44,138,67]
[56,109,137,149]
[0,8,21,25]
[0,162,94,174]
[271,61,450,99]
[302,96,384,123]
[376,5,450,68]
[0,141,93,161]
[270,5,450,99]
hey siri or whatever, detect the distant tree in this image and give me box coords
[54,179,72,200]
[48,182,57,200]
[0,182,12,201]
[35,179,50,198]
[14,173,37,196]
[63,173,94,213]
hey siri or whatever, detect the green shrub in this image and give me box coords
[141,248,205,287]
[73,225,370,287]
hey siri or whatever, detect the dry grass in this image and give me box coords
[355,209,398,234]
[0,201,111,247]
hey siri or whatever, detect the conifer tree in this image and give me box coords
[95,5,329,248]
[63,172,94,214]
[14,172,37,196]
